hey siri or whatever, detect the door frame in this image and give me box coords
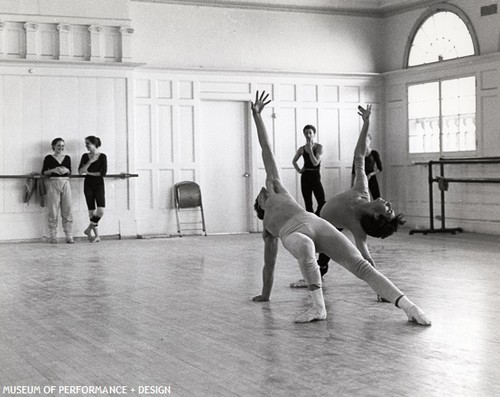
[199,98,257,234]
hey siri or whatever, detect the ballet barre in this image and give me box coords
[409,157,500,235]
[0,173,138,179]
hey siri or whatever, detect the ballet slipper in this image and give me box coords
[290,279,308,288]
[406,305,432,326]
[294,306,327,323]
[84,227,93,241]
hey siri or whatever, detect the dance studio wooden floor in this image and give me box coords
[0,231,499,396]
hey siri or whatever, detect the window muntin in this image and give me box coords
[408,11,475,67]
[408,76,476,154]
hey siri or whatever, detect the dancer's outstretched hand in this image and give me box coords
[357,104,372,121]
[252,294,269,302]
[251,91,272,114]
[406,304,432,326]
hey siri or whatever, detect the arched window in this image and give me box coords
[405,6,479,67]
[405,6,478,155]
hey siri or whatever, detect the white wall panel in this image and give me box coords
[178,106,195,163]
[3,76,22,177]
[279,84,296,101]
[135,79,151,98]
[96,78,117,169]
[300,108,318,135]
[135,104,152,164]
[322,85,339,102]
[200,81,250,94]
[157,105,173,163]
[113,78,129,213]
[339,107,361,162]
[341,86,360,103]
[136,169,153,210]
[179,169,195,182]
[320,108,340,162]
[78,78,98,137]
[275,107,297,165]
[178,81,193,100]
[22,77,43,176]
[481,95,498,157]
[302,85,318,102]
[157,80,172,99]
[158,169,175,210]
[322,167,341,199]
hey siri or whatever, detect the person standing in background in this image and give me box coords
[79,136,107,243]
[292,124,326,214]
[42,138,73,244]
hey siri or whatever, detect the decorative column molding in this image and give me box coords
[57,24,72,61]
[88,25,103,62]
[0,22,5,58]
[24,22,40,60]
[119,26,134,62]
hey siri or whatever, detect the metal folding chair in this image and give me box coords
[174,181,207,237]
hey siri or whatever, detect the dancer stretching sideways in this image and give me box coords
[251,91,431,325]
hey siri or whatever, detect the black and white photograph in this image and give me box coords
[0,0,499,396]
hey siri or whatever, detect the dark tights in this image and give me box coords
[301,170,325,213]
[369,175,381,200]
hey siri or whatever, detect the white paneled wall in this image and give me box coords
[133,71,382,236]
[133,76,199,235]
[0,67,131,240]
[0,66,382,240]
[383,55,500,234]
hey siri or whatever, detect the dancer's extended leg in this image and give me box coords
[282,232,327,323]
[314,219,431,325]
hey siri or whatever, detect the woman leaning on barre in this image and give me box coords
[42,138,74,244]
[79,135,107,243]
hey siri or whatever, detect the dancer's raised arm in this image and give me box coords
[354,105,372,157]
[352,105,372,196]
[251,91,286,193]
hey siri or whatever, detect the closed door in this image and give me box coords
[200,101,251,233]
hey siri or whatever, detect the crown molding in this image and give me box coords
[131,0,384,17]
[0,59,145,70]
[131,0,447,17]
[0,12,131,25]
[136,64,382,80]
